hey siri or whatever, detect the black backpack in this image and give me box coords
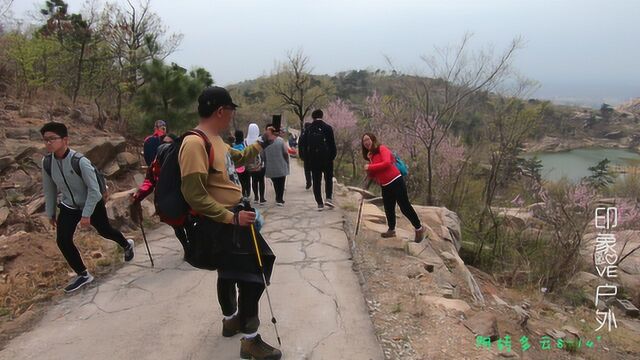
[43,152,108,201]
[154,129,213,226]
[305,123,329,161]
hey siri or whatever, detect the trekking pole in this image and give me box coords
[138,217,155,267]
[247,209,282,346]
[355,196,365,237]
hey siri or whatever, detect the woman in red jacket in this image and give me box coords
[362,133,426,243]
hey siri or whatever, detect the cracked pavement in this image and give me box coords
[0,161,383,360]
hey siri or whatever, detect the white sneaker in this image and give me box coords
[325,199,335,208]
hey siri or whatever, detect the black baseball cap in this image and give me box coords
[198,86,238,117]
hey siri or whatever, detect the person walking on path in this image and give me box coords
[233,130,252,198]
[299,122,313,190]
[179,86,282,360]
[245,123,266,205]
[130,134,189,252]
[263,124,290,206]
[143,120,168,166]
[298,109,337,211]
[362,132,426,243]
[41,122,135,293]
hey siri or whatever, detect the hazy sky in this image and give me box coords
[10,0,640,106]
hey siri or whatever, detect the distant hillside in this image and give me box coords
[227,70,640,152]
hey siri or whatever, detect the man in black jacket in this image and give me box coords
[298,109,337,211]
[299,122,313,190]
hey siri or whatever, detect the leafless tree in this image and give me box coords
[384,33,523,205]
[271,49,330,129]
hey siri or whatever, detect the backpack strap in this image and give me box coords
[70,152,84,177]
[182,129,214,168]
[43,154,53,177]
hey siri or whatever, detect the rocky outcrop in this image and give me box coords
[78,136,127,169]
[354,191,485,305]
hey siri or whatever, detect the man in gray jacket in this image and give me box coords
[41,122,134,293]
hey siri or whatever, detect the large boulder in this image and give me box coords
[414,206,462,251]
[78,137,127,169]
[116,152,140,169]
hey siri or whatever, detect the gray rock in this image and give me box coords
[0,207,9,226]
[5,128,30,140]
[4,102,20,111]
[464,311,500,341]
[78,137,127,169]
[0,156,15,173]
[5,189,25,203]
[116,152,140,169]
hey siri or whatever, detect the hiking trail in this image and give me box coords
[0,161,383,360]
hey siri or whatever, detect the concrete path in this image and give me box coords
[0,161,383,360]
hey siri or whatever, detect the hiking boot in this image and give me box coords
[414,227,426,243]
[381,230,396,238]
[240,334,282,360]
[222,316,243,337]
[64,272,94,293]
[124,239,135,262]
[324,199,335,209]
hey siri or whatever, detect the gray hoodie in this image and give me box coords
[42,149,102,218]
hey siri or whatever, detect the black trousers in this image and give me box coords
[271,176,286,203]
[381,176,422,231]
[311,162,333,206]
[250,169,266,202]
[56,200,129,275]
[304,160,312,187]
[238,171,251,198]
[217,278,265,333]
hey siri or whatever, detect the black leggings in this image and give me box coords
[238,171,251,198]
[250,170,266,202]
[271,177,286,203]
[56,201,129,275]
[311,162,333,205]
[217,278,265,333]
[381,176,422,231]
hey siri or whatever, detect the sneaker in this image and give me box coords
[324,199,335,209]
[254,197,259,203]
[381,230,396,238]
[64,273,94,293]
[124,239,135,262]
[222,316,243,337]
[240,334,282,360]
[414,226,426,243]
[276,202,285,207]
[305,183,312,190]
[317,205,324,212]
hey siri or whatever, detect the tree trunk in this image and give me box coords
[72,42,87,104]
[426,147,434,205]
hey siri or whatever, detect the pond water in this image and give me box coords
[523,148,640,182]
